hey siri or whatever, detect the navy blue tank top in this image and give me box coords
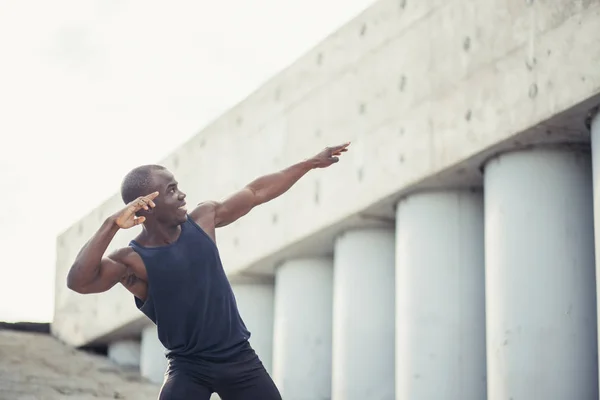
[130,215,250,360]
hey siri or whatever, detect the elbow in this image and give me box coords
[67,280,90,294]
[66,275,81,293]
[66,264,88,294]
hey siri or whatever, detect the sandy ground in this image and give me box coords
[0,330,161,400]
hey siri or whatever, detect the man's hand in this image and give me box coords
[309,142,350,168]
[112,192,159,229]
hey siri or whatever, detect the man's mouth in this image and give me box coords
[178,203,187,212]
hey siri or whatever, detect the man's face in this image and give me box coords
[147,169,188,226]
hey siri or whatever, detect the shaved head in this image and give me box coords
[120,165,166,204]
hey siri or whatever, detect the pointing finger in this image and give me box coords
[332,149,348,155]
[332,149,348,156]
[142,196,156,208]
[135,197,149,211]
[332,143,350,152]
[146,191,159,200]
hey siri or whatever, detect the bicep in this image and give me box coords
[214,188,257,227]
[78,256,127,294]
[191,188,258,229]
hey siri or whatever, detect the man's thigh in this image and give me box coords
[216,365,282,400]
[159,370,213,400]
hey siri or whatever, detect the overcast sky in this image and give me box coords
[0,0,375,323]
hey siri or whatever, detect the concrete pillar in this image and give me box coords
[140,325,168,384]
[484,147,597,400]
[272,257,333,400]
[230,280,275,373]
[590,109,600,396]
[395,190,486,400]
[332,229,395,400]
[107,339,141,368]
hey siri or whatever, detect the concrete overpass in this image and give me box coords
[54,0,600,399]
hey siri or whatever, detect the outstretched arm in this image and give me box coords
[191,143,350,228]
[66,192,158,294]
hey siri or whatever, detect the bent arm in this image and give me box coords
[196,159,314,228]
[66,217,127,294]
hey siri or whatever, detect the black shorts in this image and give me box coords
[159,342,281,400]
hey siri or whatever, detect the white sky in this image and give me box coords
[0,0,375,323]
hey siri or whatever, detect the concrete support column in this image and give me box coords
[230,280,275,373]
[108,339,141,368]
[272,257,333,400]
[484,147,597,400]
[332,229,395,400]
[590,109,600,396]
[140,325,168,384]
[395,190,486,400]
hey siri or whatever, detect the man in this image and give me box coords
[66,142,350,400]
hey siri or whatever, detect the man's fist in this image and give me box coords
[113,192,159,229]
[310,142,350,168]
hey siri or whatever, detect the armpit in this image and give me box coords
[119,269,148,301]
[121,270,138,288]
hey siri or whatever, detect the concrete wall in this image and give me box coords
[53,0,600,346]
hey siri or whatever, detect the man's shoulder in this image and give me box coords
[189,201,218,223]
[107,246,138,264]
[191,200,218,214]
[188,201,218,242]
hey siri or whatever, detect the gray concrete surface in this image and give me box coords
[484,147,598,399]
[272,257,334,399]
[332,229,395,399]
[0,330,160,400]
[395,190,486,400]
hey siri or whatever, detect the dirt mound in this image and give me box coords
[0,330,160,400]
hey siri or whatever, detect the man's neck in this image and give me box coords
[139,221,182,247]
